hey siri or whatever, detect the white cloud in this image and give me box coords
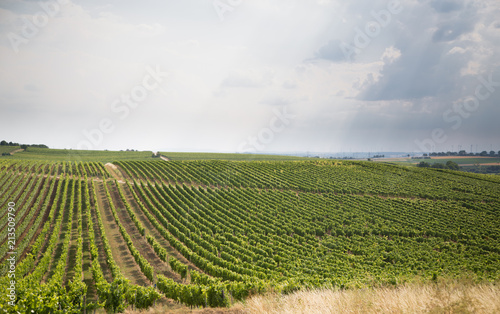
[0,0,499,153]
[381,46,401,64]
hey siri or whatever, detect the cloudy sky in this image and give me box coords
[1,0,499,153]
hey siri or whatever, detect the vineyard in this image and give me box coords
[0,156,499,312]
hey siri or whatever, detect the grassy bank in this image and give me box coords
[123,279,500,313]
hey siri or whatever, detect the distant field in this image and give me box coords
[0,146,21,155]
[377,156,500,166]
[160,151,319,161]
[1,147,154,162]
[429,157,500,165]
[0,148,320,163]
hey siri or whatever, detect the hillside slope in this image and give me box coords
[0,158,498,312]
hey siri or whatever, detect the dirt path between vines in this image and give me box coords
[108,181,184,283]
[95,180,149,287]
[9,148,24,155]
[89,189,113,283]
[105,163,126,183]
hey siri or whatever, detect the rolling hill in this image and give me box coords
[0,150,498,312]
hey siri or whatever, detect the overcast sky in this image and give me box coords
[1,0,499,153]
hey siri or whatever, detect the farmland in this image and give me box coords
[0,146,21,156]
[377,156,500,166]
[159,152,320,161]
[3,147,154,162]
[0,153,499,313]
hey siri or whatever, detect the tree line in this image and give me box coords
[0,140,48,149]
[416,160,459,170]
[425,150,500,157]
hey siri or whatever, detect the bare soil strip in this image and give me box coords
[109,181,183,283]
[95,180,149,287]
[105,163,126,183]
[9,148,24,155]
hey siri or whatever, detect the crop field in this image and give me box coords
[378,156,500,166]
[1,148,317,163]
[160,152,318,161]
[1,147,154,162]
[0,156,499,313]
[0,146,21,156]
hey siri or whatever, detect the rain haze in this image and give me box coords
[1,0,499,154]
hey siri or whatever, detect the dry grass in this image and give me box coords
[123,280,500,314]
[240,280,500,314]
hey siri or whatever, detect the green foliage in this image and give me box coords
[160,152,318,161]
[0,146,20,155]
[445,160,459,171]
[417,160,460,170]
[127,285,161,309]
[169,257,188,279]
[0,157,499,311]
[103,278,130,313]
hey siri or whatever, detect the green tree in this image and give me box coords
[417,161,430,167]
[431,163,445,169]
[445,160,459,171]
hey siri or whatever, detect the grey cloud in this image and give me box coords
[431,2,477,42]
[1,0,499,153]
[429,0,464,13]
[358,44,466,100]
[314,39,346,62]
[358,1,481,101]
[432,18,477,43]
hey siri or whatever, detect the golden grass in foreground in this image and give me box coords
[125,280,500,313]
[241,280,500,314]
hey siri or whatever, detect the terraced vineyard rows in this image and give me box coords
[0,158,499,312]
